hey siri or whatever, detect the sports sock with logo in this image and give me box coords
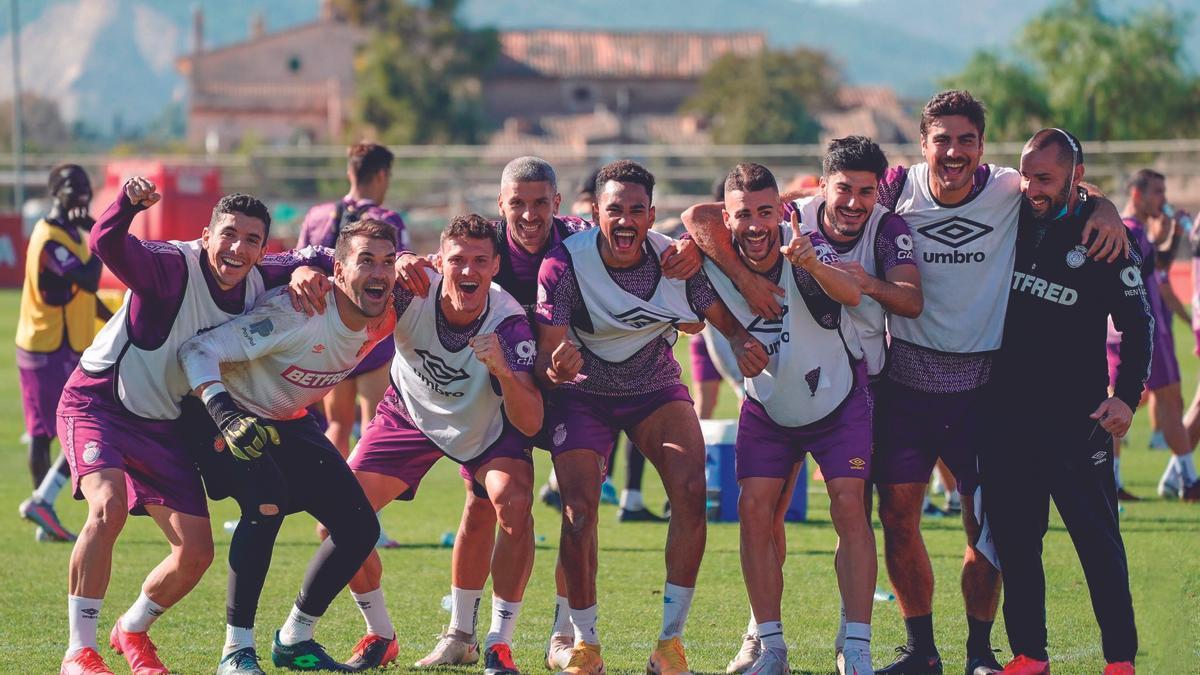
[121,591,166,633]
[757,621,786,652]
[484,596,522,649]
[449,586,482,637]
[67,595,103,657]
[351,588,394,639]
[278,605,319,645]
[570,604,599,644]
[659,582,695,640]
[552,595,573,637]
[224,624,255,658]
[966,616,994,657]
[34,454,70,504]
[904,613,935,654]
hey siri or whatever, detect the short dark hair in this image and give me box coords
[1127,168,1165,195]
[594,159,655,203]
[47,164,88,197]
[1024,128,1083,169]
[579,169,600,198]
[348,143,394,185]
[441,213,499,255]
[210,193,271,235]
[724,163,778,195]
[334,218,398,263]
[920,89,987,139]
[823,136,889,180]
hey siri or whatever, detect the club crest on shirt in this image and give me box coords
[81,441,100,464]
[1065,245,1087,269]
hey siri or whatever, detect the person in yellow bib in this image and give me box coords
[16,164,104,543]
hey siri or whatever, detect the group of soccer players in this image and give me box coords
[13,88,1177,675]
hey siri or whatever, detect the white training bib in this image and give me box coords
[887,163,1020,353]
[391,270,528,461]
[563,228,699,362]
[704,232,862,427]
[81,240,265,420]
[795,195,893,376]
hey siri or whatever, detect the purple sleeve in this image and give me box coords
[874,212,917,274]
[876,165,908,211]
[296,204,332,249]
[495,314,537,373]
[90,193,186,300]
[42,241,85,276]
[557,215,594,235]
[536,245,578,326]
[258,246,335,289]
[685,267,718,313]
[791,231,842,327]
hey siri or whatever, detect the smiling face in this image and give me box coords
[499,179,561,254]
[594,179,655,267]
[821,169,879,241]
[1019,145,1080,220]
[724,187,782,270]
[334,235,397,319]
[920,114,984,203]
[201,213,268,290]
[439,235,499,317]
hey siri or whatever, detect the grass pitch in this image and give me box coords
[0,289,1196,674]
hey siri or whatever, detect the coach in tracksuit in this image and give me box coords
[982,129,1151,675]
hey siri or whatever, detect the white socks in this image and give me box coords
[224,625,255,657]
[757,621,786,652]
[278,606,319,646]
[552,595,573,637]
[659,583,695,640]
[449,586,482,636]
[484,596,522,649]
[120,591,166,633]
[619,489,644,510]
[570,604,599,644]
[1176,452,1197,484]
[35,454,69,503]
[67,595,103,657]
[352,588,394,639]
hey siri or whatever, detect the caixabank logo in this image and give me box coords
[917,217,993,264]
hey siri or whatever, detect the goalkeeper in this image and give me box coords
[178,218,398,674]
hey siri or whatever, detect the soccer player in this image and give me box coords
[344,214,545,675]
[535,159,766,675]
[1109,169,1198,500]
[178,217,399,674]
[982,129,1149,675]
[685,162,875,675]
[16,165,104,542]
[682,91,1129,675]
[56,177,332,675]
[395,157,699,668]
[299,144,406,442]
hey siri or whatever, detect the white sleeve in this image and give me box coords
[177,290,308,390]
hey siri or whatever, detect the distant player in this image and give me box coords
[56,177,331,675]
[394,157,700,668]
[535,159,765,675]
[343,214,545,675]
[16,165,105,542]
[684,162,876,675]
[178,217,398,674]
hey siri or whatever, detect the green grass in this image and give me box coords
[0,288,1196,674]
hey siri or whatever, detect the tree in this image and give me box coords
[941,52,1051,142]
[684,48,838,145]
[946,0,1199,141]
[336,0,500,144]
[0,95,70,152]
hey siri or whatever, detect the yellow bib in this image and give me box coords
[15,219,98,353]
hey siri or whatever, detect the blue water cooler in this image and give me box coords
[701,419,807,522]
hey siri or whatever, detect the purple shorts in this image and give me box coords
[349,388,532,500]
[349,340,394,378]
[543,383,693,465]
[58,412,209,518]
[16,346,80,439]
[872,379,984,495]
[736,365,873,481]
[1108,333,1181,392]
[689,334,721,383]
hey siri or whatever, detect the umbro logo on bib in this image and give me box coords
[613,306,677,328]
[918,217,994,249]
[415,349,470,386]
[747,306,788,334]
